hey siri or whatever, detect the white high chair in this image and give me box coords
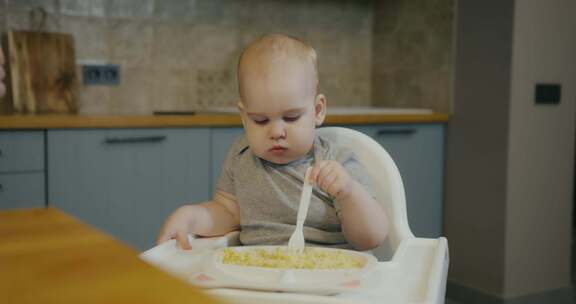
[141,127,449,304]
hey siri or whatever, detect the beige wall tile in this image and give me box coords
[5,9,34,31]
[372,72,396,105]
[3,0,453,114]
[7,0,59,13]
[154,0,197,21]
[108,19,153,67]
[0,6,5,33]
[237,0,306,29]
[106,0,153,19]
[60,0,106,17]
[108,67,153,115]
[5,1,61,32]
[151,68,196,112]
[373,0,454,111]
[59,16,109,61]
[196,69,238,108]
[188,24,239,71]
[151,23,195,68]
[78,85,112,115]
[418,68,451,112]
[194,0,238,26]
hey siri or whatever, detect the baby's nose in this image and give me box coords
[269,121,286,139]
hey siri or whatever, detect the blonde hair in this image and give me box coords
[237,34,319,96]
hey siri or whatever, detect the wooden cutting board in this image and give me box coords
[3,30,78,113]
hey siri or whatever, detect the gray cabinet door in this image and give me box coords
[345,124,445,238]
[48,128,211,250]
[0,173,45,209]
[0,131,45,172]
[210,128,244,194]
[0,131,45,209]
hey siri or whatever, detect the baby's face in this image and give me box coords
[239,62,324,164]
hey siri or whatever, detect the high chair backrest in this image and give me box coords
[317,127,414,260]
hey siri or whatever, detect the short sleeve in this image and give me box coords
[333,147,376,214]
[215,136,245,195]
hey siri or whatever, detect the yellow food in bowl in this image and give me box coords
[222,247,364,269]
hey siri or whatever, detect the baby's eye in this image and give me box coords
[253,118,269,125]
[283,115,301,122]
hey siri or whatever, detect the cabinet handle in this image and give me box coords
[104,135,167,144]
[376,128,417,136]
[0,184,3,191]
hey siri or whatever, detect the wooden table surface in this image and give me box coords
[0,208,222,304]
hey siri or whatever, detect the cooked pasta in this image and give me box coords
[221,247,364,269]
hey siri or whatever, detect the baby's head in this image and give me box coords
[237,34,326,165]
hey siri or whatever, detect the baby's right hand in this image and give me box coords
[157,205,197,250]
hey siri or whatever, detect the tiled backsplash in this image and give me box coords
[372,0,454,113]
[1,0,452,114]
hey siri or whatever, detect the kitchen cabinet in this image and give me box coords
[346,124,445,238]
[8,122,443,249]
[0,131,46,209]
[48,128,211,250]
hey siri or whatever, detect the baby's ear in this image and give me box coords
[314,94,327,126]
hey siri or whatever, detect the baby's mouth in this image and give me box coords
[269,146,287,152]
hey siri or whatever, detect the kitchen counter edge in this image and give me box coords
[0,113,450,129]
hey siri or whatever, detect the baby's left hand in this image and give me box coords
[310,160,353,200]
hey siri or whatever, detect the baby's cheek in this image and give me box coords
[245,131,266,153]
[301,124,316,143]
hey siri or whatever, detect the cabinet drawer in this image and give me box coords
[0,131,45,172]
[0,173,45,209]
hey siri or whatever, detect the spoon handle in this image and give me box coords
[296,168,314,224]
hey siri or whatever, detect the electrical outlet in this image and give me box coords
[535,83,561,105]
[83,64,120,85]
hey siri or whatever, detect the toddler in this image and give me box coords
[157,34,388,251]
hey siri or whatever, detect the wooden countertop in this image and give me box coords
[0,208,221,304]
[0,113,449,129]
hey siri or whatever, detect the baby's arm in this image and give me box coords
[156,190,240,249]
[311,161,388,251]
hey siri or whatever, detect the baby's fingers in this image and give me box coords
[311,161,330,184]
[156,230,173,245]
[317,163,337,188]
[157,227,192,250]
[175,230,192,250]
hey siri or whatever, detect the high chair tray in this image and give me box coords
[140,236,448,304]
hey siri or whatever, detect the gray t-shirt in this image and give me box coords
[217,134,373,249]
